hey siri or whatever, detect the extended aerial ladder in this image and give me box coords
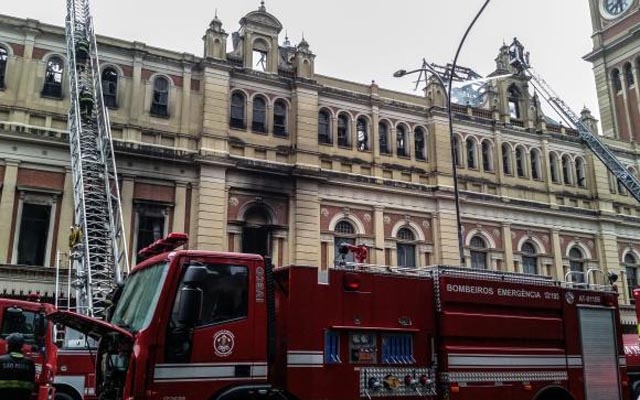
[507,39,640,203]
[64,0,129,318]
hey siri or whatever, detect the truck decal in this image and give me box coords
[213,330,235,357]
[153,362,267,382]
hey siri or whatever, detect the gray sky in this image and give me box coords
[3,1,598,122]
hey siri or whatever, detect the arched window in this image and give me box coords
[562,155,572,185]
[357,117,369,151]
[318,109,331,144]
[612,69,622,92]
[0,46,8,89]
[625,253,639,304]
[576,158,586,187]
[521,242,537,274]
[530,149,541,180]
[470,235,487,269]
[515,146,526,177]
[502,143,512,175]
[397,125,408,157]
[453,136,462,167]
[466,138,476,169]
[42,56,64,99]
[150,76,169,117]
[569,247,585,283]
[415,127,426,161]
[252,96,267,133]
[334,220,356,263]
[379,122,390,154]
[273,100,288,137]
[625,62,634,88]
[337,113,350,147]
[397,227,416,267]
[230,92,246,129]
[481,140,493,172]
[101,67,118,108]
[550,153,560,183]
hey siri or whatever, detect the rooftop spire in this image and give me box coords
[259,1,266,11]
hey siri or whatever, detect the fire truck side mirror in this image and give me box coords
[178,265,207,326]
[178,286,202,327]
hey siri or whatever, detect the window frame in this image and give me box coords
[252,96,267,133]
[101,67,119,109]
[337,113,351,148]
[230,91,247,129]
[318,109,332,144]
[150,76,170,117]
[41,56,65,99]
[469,235,488,270]
[0,45,8,90]
[273,99,288,137]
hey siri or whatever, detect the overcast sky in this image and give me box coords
[3,0,598,123]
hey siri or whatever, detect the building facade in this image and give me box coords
[0,4,639,326]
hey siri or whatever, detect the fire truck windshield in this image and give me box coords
[110,261,169,333]
[1,308,38,344]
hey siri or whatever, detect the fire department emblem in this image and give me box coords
[213,330,235,357]
[565,291,575,304]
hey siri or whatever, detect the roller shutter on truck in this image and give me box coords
[578,307,621,400]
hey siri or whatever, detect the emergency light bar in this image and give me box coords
[137,232,189,260]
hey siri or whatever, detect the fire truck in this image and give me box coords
[0,297,97,400]
[48,234,628,400]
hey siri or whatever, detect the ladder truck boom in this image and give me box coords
[508,39,640,203]
[64,0,129,318]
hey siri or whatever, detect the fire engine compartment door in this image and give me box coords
[578,306,620,400]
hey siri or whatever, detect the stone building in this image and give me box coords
[0,4,639,326]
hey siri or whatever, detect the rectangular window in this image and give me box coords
[470,250,487,269]
[382,334,414,364]
[627,267,637,304]
[324,330,341,364]
[349,332,377,364]
[522,256,537,274]
[17,203,51,266]
[397,244,416,267]
[334,237,355,266]
[135,205,167,255]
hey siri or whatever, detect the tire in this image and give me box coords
[55,391,77,400]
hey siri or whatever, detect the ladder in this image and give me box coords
[507,40,640,203]
[64,0,129,318]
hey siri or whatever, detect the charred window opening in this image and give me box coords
[356,118,368,151]
[337,114,351,148]
[562,155,572,185]
[379,122,390,154]
[612,69,622,92]
[253,50,267,72]
[502,143,512,175]
[252,96,267,133]
[230,91,247,129]
[318,109,331,144]
[466,138,476,169]
[273,100,288,136]
[0,46,7,89]
[135,204,167,257]
[415,127,426,161]
[453,136,462,167]
[17,203,51,266]
[515,146,526,177]
[507,85,521,119]
[150,76,169,117]
[624,62,634,87]
[396,125,408,157]
[102,67,118,108]
[531,149,541,180]
[576,158,586,187]
[481,140,492,171]
[569,247,585,284]
[42,56,64,99]
[625,253,638,304]
[550,153,560,183]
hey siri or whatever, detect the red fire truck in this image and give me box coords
[0,297,96,400]
[49,233,628,400]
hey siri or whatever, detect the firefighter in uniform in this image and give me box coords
[78,86,95,119]
[0,333,36,400]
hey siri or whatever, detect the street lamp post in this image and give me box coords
[394,0,492,265]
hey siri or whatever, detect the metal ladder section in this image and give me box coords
[65,0,129,318]
[523,66,640,203]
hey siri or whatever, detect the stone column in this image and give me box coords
[195,165,227,251]
[373,206,385,265]
[551,229,564,280]
[56,168,75,253]
[0,160,19,263]
[502,223,514,272]
[293,179,320,266]
[172,182,188,233]
[120,176,135,258]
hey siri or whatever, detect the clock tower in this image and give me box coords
[584,0,640,141]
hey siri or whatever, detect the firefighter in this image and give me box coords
[0,333,36,400]
[75,37,90,65]
[78,86,94,119]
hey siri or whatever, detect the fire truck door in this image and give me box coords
[578,307,621,400]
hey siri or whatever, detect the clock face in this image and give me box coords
[600,0,633,19]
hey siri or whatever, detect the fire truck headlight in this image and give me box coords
[404,374,417,387]
[368,377,382,390]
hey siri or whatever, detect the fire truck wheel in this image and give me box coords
[54,392,77,400]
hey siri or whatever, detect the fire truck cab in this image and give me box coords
[48,234,628,400]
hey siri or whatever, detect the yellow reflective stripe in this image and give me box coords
[0,380,34,389]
